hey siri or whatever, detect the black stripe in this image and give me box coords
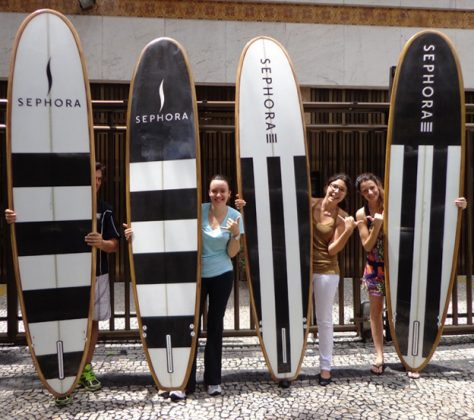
[36,351,83,380]
[12,153,91,188]
[395,146,418,355]
[15,220,91,256]
[133,252,198,285]
[131,189,197,222]
[23,286,90,323]
[294,156,311,319]
[267,156,291,373]
[423,147,448,356]
[240,158,262,322]
[141,316,195,348]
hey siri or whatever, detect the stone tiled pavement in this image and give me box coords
[1,333,474,419]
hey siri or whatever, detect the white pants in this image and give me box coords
[313,273,340,372]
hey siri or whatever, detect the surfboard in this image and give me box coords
[385,30,465,372]
[6,9,95,397]
[235,36,312,382]
[126,37,201,390]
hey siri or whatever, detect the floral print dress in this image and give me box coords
[362,204,385,297]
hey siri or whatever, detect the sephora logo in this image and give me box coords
[135,79,189,124]
[17,57,82,108]
[419,44,435,134]
[260,58,278,144]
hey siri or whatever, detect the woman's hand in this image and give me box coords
[455,197,467,210]
[234,194,246,210]
[339,214,362,232]
[224,216,241,238]
[123,223,133,241]
[367,212,384,226]
[5,209,16,224]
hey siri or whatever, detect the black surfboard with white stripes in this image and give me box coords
[236,37,312,381]
[385,30,465,371]
[7,10,95,397]
[127,37,201,390]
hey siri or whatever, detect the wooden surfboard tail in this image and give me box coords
[235,36,313,382]
[384,30,465,372]
[7,9,96,397]
[126,37,202,391]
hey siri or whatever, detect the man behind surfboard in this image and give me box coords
[82,162,120,394]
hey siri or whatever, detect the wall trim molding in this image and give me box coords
[2,1,474,29]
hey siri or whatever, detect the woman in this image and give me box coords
[355,173,468,377]
[125,174,243,400]
[312,173,360,386]
[355,173,385,375]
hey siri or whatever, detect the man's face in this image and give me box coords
[96,169,103,192]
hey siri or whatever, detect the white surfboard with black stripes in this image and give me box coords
[127,37,201,390]
[385,30,465,372]
[236,36,312,381]
[7,9,95,397]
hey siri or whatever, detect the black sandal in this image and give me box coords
[370,363,386,375]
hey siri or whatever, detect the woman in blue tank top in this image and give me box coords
[124,174,243,400]
[184,174,244,399]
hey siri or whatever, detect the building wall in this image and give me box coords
[1,2,474,87]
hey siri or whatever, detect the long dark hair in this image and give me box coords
[355,172,384,212]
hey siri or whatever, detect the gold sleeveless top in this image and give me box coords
[313,199,340,274]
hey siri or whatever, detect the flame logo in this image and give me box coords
[46,57,52,96]
[158,79,165,112]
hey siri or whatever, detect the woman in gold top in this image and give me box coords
[312,173,361,386]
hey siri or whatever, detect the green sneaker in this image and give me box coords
[79,363,102,391]
[55,394,72,407]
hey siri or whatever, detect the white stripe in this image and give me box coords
[387,145,405,317]
[19,253,92,291]
[13,186,91,222]
[148,347,191,388]
[407,145,432,363]
[130,159,197,192]
[439,146,462,319]
[253,157,277,369]
[131,220,197,254]
[136,283,196,317]
[281,154,304,372]
[29,318,88,356]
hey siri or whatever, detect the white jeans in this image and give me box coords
[313,273,340,372]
